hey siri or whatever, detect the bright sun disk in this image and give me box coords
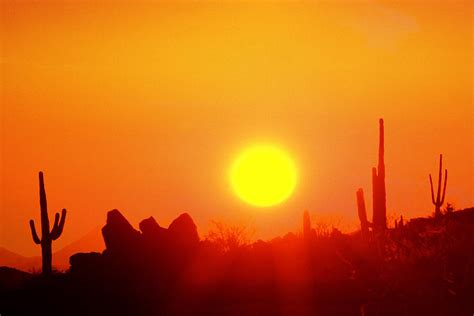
[230,144,298,207]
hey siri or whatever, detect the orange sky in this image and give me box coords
[1,1,472,256]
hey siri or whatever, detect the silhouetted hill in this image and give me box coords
[1,208,473,316]
[0,227,103,272]
[0,266,32,292]
[0,247,34,271]
[407,207,474,229]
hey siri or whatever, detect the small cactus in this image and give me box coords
[395,216,404,229]
[29,172,67,274]
[430,154,448,218]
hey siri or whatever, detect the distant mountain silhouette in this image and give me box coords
[0,227,103,272]
[53,227,104,268]
[0,248,34,271]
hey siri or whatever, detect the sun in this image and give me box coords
[230,144,298,207]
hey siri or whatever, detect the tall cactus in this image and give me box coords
[372,119,387,232]
[430,154,448,217]
[356,188,369,235]
[29,172,67,274]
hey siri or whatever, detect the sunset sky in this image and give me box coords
[1,1,472,256]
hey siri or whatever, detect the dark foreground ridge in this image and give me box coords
[1,208,474,316]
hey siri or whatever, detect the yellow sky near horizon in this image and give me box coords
[1,1,472,256]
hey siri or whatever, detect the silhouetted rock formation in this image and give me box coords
[3,207,474,316]
[69,252,103,274]
[139,216,166,236]
[102,209,140,255]
[71,209,200,283]
[168,212,199,246]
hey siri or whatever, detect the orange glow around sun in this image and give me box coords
[230,144,298,207]
[0,1,472,256]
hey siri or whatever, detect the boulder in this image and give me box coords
[101,209,140,254]
[139,216,166,236]
[168,213,199,245]
[69,252,103,274]
[139,216,169,255]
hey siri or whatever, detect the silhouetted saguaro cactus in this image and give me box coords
[303,210,311,240]
[430,154,448,217]
[356,188,369,235]
[29,172,67,274]
[372,119,387,232]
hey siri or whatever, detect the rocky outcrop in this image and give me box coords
[139,216,167,238]
[71,210,200,278]
[101,209,140,255]
[168,213,199,246]
[69,252,103,274]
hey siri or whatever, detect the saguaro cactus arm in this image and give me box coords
[29,220,41,244]
[356,188,370,234]
[429,171,447,205]
[356,189,367,221]
[51,212,60,234]
[429,174,435,204]
[51,209,67,240]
